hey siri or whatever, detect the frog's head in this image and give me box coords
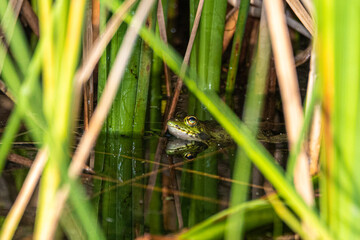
[167,116,211,142]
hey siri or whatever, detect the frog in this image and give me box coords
[167,115,287,145]
[167,115,234,145]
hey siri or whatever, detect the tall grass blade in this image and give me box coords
[226,6,271,239]
[0,107,21,173]
[181,200,274,239]
[315,0,360,238]
[224,0,250,105]
[0,0,31,74]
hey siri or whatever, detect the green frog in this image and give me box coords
[167,115,234,145]
[167,115,287,145]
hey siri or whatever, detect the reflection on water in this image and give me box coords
[93,133,145,239]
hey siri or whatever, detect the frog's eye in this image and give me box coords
[185,116,198,127]
[184,153,195,160]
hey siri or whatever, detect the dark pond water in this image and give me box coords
[1,127,290,239]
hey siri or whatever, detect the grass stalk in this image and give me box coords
[0,0,31,74]
[44,2,156,235]
[188,0,200,115]
[264,0,314,206]
[181,199,274,239]
[266,193,308,239]
[226,6,271,239]
[156,0,171,98]
[132,26,155,135]
[193,0,227,119]
[315,0,360,238]
[285,0,314,35]
[0,38,45,173]
[0,106,21,172]
[224,0,250,105]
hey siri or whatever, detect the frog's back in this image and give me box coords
[202,121,233,143]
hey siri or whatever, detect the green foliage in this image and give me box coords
[133,14,332,239]
[315,0,360,239]
[1,0,360,238]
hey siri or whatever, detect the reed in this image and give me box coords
[224,0,250,105]
[315,0,360,239]
[1,0,359,238]
[189,0,227,118]
[135,15,331,238]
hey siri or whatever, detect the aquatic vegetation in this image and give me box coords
[0,0,359,239]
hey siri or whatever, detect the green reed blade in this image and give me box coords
[0,106,21,173]
[205,0,227,92]
[0,0,31,75]
[0,37,45,176]
[181,199,274,239]
[117,37,141,135]
[0,51,21,95]
[188,0,226,118]
[224,0,250,105]
[133,5,156,135]
[315,0,360,238]
[267,194,307,239]
[68,179,107,240]
[60,205,87,240]
[226,10,270,237]
[133,41,151,134]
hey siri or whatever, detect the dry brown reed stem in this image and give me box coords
[83,1,93,131]
[223,5,311,53]
[157,0,171,98]
[46,1,156,237]
[295,43,312,66]
[0,80,15,101]
[167,156,184,229]
[223,8,238,53]
[264,0,314,206]
[300,0,314,17]
[228,0,262,8]
[92,0,100,40]
[9,0,24,20]
[309,108,321,175]
[0,149,47,240]
[285,0,314,35]
[74,0,136,88]
[7,153,33,167]
[306,47,321,175]
[161,0,204,135]
[21,0,39,36]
